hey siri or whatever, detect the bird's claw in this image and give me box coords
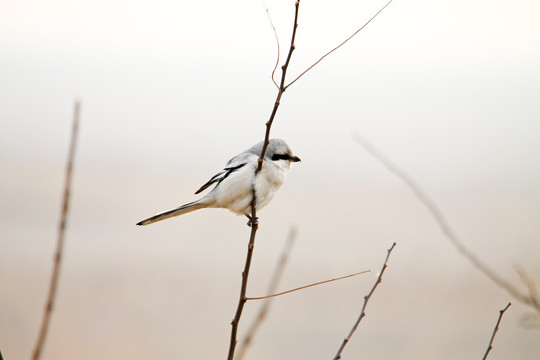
[246,215,259,227]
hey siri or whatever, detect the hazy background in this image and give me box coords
[1,0,539,359]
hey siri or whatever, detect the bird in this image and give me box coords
[136,138,300,226]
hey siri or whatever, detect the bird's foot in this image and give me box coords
[246,215,259,227]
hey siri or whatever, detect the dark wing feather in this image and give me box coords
[194,163,247,194]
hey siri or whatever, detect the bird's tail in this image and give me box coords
[136,200,208,226]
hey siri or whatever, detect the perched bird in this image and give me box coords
[136,138,300,226]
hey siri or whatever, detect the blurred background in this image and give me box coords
[1,0,539,359]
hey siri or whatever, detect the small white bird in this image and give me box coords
[136,138,300,226]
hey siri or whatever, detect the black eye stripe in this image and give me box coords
[272,153,292,161]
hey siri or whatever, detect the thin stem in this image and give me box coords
[246,270,370,300]
[227,190,259,360]
[31,101,80,360]
[286,0,395,89]
[263,3,281,89]
[236,227,298,360]
[227,3,301,359]
[257,0,300,172]
[333,242,396,360]
[482,302,511,360]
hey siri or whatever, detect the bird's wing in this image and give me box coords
[194,161,247,194]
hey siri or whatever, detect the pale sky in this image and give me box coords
[1,1,539,359]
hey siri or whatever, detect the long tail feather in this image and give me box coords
[136,201,207,226]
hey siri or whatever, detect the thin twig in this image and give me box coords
[333,242,396,360]
[227,191,259,360]
[263,2,281,89]
[227,3,301,359]
[482,302,511,360]
[285,0,395,89]
[257,0,300,172]
[236,227,298,360]
[31,101,80,360]
[246,270,370,300]
[353,133,540,313]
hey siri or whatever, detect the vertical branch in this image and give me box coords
[31,101,81,360]
[227,192,259,360]
[333,242,396,360]
[227,2,301,359]
[482,302,511,360]
[257,0,300,172]
[236,227,297,360]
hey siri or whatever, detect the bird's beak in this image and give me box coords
[292,156,301,162]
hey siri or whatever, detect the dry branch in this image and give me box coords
[246,270,370,301]
[257,0,300,173]
[236,227,297,360]
[353,133,540,313]
[31,101,80,360]
[333,242,396,360]
[482,302,511,360]
[263,4,281,89]
[286,0,396,89]
[227,195,259,360]
[226,3,301,360]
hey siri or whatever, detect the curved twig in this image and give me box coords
[263,3,281,89]
[31,101,80,360]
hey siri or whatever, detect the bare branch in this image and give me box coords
[257,0,300,172]
[236,227,298,360]
[482,302,511,360]
[31,101,81,360]
[227,3,302,359]
[263,2,281,89]
[333,243,397,360]
[353,133,540,313]
[246,270,370,301]
[227,191,259,360]
[286,0,395,89]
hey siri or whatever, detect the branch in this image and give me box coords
[333,242,396,360]
[353,133,540,313]
[227,4,302,358]
[263,3,281,89]
[31,101,81,360]
[236,227,298,360]
[285,0,395,89]
[257,0,300,172]
[227,191,259,360]
[482,302,511,360]
[246,270,370,301]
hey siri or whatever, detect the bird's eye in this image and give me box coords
[272,153,291,161]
